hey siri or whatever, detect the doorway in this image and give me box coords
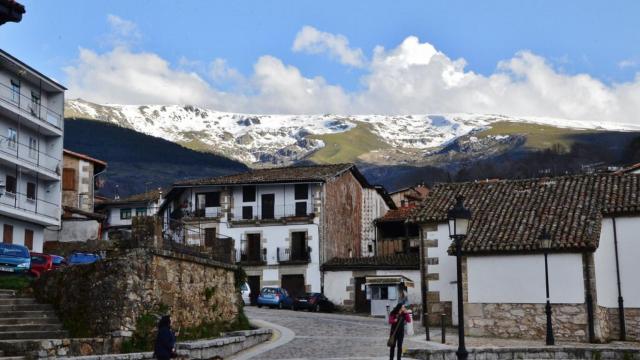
[354,277,371,313]
[247,276,261,305]
[281,274,305,298]
[261,194,275,219]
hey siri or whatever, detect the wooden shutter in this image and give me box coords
[62,168,76,191]
[3,225,13,244]
[24,229,33,250]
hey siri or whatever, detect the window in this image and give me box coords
[24,229,34,251]
[204,227,216,247]
[295,201,307,216]
[242,186,256,202]
[7,128,17,150]
[371,286,389,300]
[3,225,13,244]
[196,192,220,209]
[10,80,19,103]
[120,208,132,220]
[294,184,308,200]
[26,182,36,201]
[28,137,37,159]
[62,168,76,190]
[30,91,40,116]
[242,206,253,220]
[135,208,147,217]
[5,175,16,195]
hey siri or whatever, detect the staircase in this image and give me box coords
[0,289,68,359]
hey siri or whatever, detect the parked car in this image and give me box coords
[257,287,294,309]
[293,292,336,312]
[50,255,67,269]
[241,282,251,305]
[0,243,31,275]
[67,252,101,265]
[29,253,54,277]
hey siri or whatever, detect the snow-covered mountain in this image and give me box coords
[65,99,640,166]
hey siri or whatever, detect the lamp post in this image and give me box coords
[539,229,555,346]
[447,195,471,360]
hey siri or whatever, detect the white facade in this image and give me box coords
[467,254,585,304]
[102,198,162,239]
[361,187,390,257]
[424,223,459,324]
[595,216,640,308]
[0,50,64,252]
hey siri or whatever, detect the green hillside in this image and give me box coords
[477,121,593,150]
[308,122,390,164]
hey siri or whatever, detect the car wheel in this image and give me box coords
[314,304,320,312]
[257,304,262,308]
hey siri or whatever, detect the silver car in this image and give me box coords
[241,282,251,305]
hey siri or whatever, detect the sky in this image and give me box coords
[1,1,640,123]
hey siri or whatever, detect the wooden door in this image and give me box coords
[281,274,305,298]
[291,232,307,260]
[24,229,33,250]
[247,276,261,305]
[247,233,261,261]
[354,277,371,313]
[261,194,275,219]
[3,225,13,244]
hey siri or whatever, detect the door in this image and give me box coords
[3,225,12,244]
[24,229,33,250]
[291,232,307,261]
[247,276,261,306]
[281,274,305,298]
[247,233,261,262]
[354,277,371,313]
[261,194,275,219]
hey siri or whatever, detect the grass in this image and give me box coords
[0,275,32,291]
[308,122,390,163]
[477,121,593,150]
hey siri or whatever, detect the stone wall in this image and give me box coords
[465,303,589,341]
[598,306,640,342]
[33,247,241,340]
[406,346,640,360]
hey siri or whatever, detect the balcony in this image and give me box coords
[231,203,314,225]
[181,207,222,220]
[0,190,59,226]
[277,246,311,265]
[0,133,60,179]
[0,82,63,133]
[235,248,267,266]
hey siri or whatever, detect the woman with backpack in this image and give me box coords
[387,303,411,360]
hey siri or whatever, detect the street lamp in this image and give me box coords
[539,229,555,346]
[447,195,471,360]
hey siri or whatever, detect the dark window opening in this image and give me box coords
[26,182,36,200]
[294,184,308,200]
[295,201,307,216]
[243,186,256,202]
[242,206,253,220]
[5,175,16,194]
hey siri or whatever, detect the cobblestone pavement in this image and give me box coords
[244,306,421,359]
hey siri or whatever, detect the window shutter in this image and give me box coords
[62,168,76,190]
[24,229,34,250]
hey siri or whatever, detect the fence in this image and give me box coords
[162,218,235,264]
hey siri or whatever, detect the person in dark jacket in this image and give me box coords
[154,315,177,360]
[388,303,411,360]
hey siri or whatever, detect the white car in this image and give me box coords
[241,282,251,305]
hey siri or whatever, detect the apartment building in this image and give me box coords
[96,189,164,240]
[159,164,393,303]
[0,49,65,252]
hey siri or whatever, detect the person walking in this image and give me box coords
[154,315,177,359]
[388,303,411,360]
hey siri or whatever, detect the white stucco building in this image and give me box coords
[96,189,164,240]
[413,174,640,343]
[0,49,65,253]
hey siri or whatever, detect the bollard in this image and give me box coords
[441,313,446,344]
[385,303,391,322]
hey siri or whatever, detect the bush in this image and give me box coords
[0,275,33,291]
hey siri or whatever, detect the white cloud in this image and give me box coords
[292,26,366,68]
[105,14,141,47]
[618,58,638,69]
[66,23,640,124]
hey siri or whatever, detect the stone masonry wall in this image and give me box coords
[599,307,640,342]
[466,303,589,341]
[33,247,240,339]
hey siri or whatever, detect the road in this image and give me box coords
[238,306,422,360]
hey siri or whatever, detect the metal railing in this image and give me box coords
[232,203,314,221]
[0,133,60,174]
[0,189,59,220]
[0,82,63,129]
[277,246,311,263]
[161,218,235,264]
[236,248,267,264]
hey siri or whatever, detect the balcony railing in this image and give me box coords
[0,189,59,221]
[277,246,311,264]
[236,248,267,265]
[0,82,63,129]
[0,133,61,175]
[181,207,221,219]
[232,203,314,222]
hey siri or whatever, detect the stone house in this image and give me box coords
[411,174,640,343]
[375,204,421,256]
[389,183,429,208]
[96,189,164,240]
[44,149,107,243]
[158,163,393,302]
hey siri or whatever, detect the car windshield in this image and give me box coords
[261,288,277,295]
[31,255,47,264]
[0,244,29,258]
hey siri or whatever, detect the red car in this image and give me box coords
[29,253,54,277]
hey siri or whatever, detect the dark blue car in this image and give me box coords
[67,252,101,265]
[0,243,31,274]
[257,287,294,309]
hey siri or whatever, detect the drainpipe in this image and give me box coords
[611,217,626,341]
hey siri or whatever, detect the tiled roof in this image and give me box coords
[174,163,357,186]
[98,188,164,206]
[411,174,640,254]
[377,205,417,223]
[322,254,419,270]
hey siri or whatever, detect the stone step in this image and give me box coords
[0,299,36,306]
[0,324,63,332]
[0,330,68,340]
[0,291,15,298]
[0,304,53,312]
[0,357,25,360]
[0,318,61,326]
[0,311,58,319]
